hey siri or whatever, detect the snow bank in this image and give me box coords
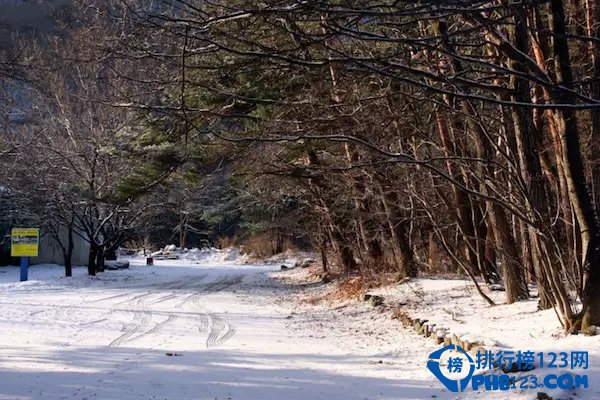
[144,245,317,267]
[144,245,250,264]
[365,277,600,399]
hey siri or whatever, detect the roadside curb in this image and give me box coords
[391,307,486,356]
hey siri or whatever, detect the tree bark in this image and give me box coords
[434,114,483,279]
[509,5,556,310]
[548,0,600,329]
[64,226,74,277]
[431,18,528,302]
[88,244,97,276]
[96,246,106,272]
[306,150,358,274]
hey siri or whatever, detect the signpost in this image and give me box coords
[11,228,40,282]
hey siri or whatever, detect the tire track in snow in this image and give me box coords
[203,275,243,347]
[93,279,189,304]
[206,313,236,348]
[142,314,178,337]
[148,275,208,306]
[81,318,108,326]
[148,293,178,305]
[108,282,182,347]
[178,274,243,348]
[108,274,241,348]
[112,275,209,345]
[176,292,209,334]
[109,295,152,347]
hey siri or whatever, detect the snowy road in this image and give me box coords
[6,259,588,400]
[0,260,449,400]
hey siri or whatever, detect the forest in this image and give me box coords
[1,0,600,335]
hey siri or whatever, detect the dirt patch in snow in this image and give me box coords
[302,276,369,304]
[275,266,409,305]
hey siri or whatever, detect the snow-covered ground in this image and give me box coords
[0,256,597,399]
[297,272,600,400]
[0,257,439,400]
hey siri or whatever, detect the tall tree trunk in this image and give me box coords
[88,243,97,276]
[64,226,74,277]
[434,113,484,279]
[320,235,329,273]
[419,18,493,281]
[530,8,577,258]
[588,0,600,210]
[548,0,600,329]
[488,203,530,302]
[509,5,557,310]
[395,219,417,278]
[96,246,106,272]
[179,213,188,249]
[306,150,358,273]
[472,200,499,283]
[380,188,417,277]
[431,18,528,302]
[586,0,600,325]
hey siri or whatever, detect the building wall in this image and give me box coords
[32,229,90,266]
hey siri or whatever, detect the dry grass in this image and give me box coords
[238,234,299,258]
[241,234,278,258]
[217,234,277,257]
[302,274,370,305]
[302,270,409,305]
[324,276,369,301]
[216,235,239,249]
[391,307,414,328]
[280,238,297,253]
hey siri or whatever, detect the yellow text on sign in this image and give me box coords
[11,228,40,257]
